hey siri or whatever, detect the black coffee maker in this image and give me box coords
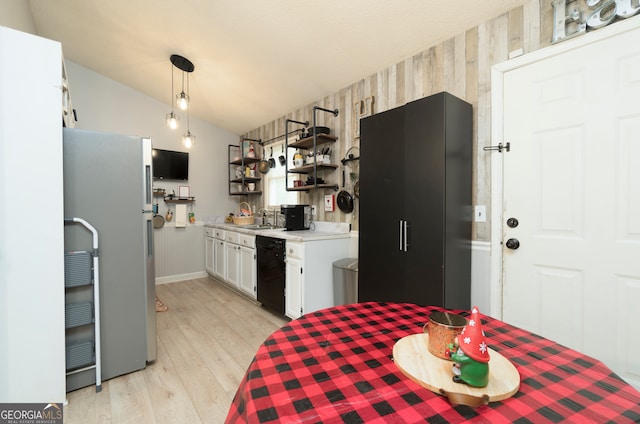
[281,204,310,231]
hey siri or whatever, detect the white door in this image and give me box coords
[500,24,640,388]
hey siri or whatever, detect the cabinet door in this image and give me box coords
[358,105,407,302]
[403,94,446,305]
[214,239,225,279]
[405,93,471,309]
[239,246,256,298]
[205,237,214,275]
[285,255,303,319]
[224,242,240,287]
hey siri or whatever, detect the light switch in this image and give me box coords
[474,205,486,222]
[324,195,335,212]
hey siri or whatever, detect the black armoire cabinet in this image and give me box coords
[358,92,472,309]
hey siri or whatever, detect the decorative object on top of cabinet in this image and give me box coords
[353,96,374,139]
[358,92,472,310]
[228,138,263,196]
[285,106,339,192]
[62,55,76,128]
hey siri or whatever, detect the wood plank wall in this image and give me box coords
[243,0,551,241]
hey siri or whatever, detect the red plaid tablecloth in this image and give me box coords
[226,302,640,423]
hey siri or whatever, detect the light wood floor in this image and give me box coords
[63,277,288,424]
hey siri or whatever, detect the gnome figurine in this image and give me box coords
[451,306,490,387]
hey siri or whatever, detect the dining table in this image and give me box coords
[225,302,640,423]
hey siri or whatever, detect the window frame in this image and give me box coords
[263,140,300,209]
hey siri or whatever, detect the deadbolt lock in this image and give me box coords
[506,217,519,228]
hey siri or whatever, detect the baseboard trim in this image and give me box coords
[156,271,208,285]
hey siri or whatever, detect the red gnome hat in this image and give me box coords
[457,306,490,363]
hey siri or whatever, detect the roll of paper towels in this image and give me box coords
[175,204,187,228]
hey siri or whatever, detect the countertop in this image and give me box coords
[204,221,352,242]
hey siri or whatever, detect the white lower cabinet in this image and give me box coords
[239,245,256,297]
[213,230,226,280]
[206,227,256,300]
[285,249,303,319]
[207,226,350,311]
[204,228,214,275]
[224,243,240,288]
[284,238,350,320]
[238,234,256,298]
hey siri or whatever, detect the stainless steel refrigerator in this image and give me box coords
[63,128,156,392]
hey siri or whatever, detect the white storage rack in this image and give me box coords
[64,217,102,392]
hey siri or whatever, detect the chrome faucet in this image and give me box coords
[257,208,279,227]
[257,208,269,226]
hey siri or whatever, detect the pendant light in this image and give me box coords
[165,59,179,129]
[172,55,193,111]
[167,55,196,148]
[182,106,196,148]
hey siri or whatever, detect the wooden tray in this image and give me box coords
[393,333,520,406]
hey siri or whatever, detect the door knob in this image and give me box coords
[505,238,520,250]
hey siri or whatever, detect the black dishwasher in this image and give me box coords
[256,235,286,316]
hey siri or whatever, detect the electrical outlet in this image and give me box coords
[311,205,317,216]
[474,205,486,222]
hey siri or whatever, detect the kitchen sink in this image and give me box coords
[240,224,276,230]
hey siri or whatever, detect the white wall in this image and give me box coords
[65,61,238,222]
[0,0,36,34]
[0,27,65,403]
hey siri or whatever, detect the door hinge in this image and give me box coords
[483,142,510,153]
[300,267,303,274]
[300,307,303,314]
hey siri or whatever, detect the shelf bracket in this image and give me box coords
[242,136,262,146]
[285,119,310,190]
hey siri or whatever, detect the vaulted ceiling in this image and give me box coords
[28,0,527,134]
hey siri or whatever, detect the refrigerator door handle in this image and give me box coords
[145,164,152,205]
[404,220,409,252]
[399,220,404,251]
[146,219,153,256]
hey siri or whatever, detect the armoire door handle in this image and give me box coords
[403,220,408,252]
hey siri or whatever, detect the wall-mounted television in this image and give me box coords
[152,148,189,180]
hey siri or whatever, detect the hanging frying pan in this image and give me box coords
[268,147,276,168]
[258,157,270,174]
[337,162,354,213]
[153,214,165,229]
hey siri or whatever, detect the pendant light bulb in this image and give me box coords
[166,111,179,129]
[176,91,189,110]
[182,131,195,148]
